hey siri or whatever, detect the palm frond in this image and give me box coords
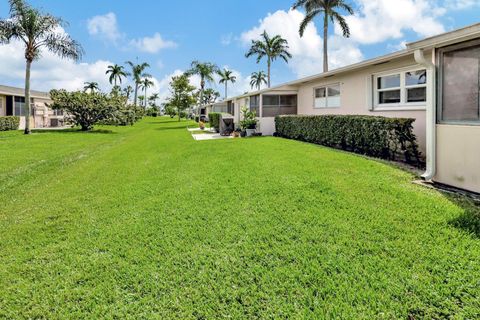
[331,12,350,37]
[44,32,83,61]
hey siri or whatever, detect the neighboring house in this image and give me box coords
[207,23,480,194]
[0,85,64,129]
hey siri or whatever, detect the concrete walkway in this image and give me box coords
[192,133,233,141]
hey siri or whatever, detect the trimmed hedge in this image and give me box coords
[0,116,20,131]
[275,115,421,164]
[209,112,221,132]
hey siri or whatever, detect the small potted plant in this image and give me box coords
[240,106,258,137]
[199,121,205,130]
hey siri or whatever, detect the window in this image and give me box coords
[374,69,427,107]
[314,84,341,108]
[227,101,235,116]
[53,109,64,116]
[262,94,297,117]
[14,97,27,116]
[439,41,480,123]
[250,94,260,115]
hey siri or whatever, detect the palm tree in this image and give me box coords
[245,31,292,88]
[250,71,268,91]
[139,78,154,109]
[218,68,236,99]
[148,93,160,108]
[83,82,99,93]
[123,85,134,100]
[138,96,145,107]
[126,61,151,107]
[106,64,129,87]
[0,0,83,134]
[186,61,219,116]
[292,0,354,72]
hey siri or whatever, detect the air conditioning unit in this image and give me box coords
[50,118,59,127]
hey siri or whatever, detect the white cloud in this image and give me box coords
[445,0,479,9]
[341,0,446,44]
[0,35,169,97]
[87,12,122,43]
[130,33,177,54]
[241,9,363,78]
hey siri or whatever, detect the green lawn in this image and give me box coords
[1,117,479,319]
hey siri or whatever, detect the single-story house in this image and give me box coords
[0,85,64,129]
[206,23,480,194]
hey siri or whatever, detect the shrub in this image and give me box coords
[145,108,158,117]
[108,105,143,126]
[275,115,421,165]
[209,112,221,132]
[239,106,257,130]
[0,116,20,131]
[50,90,119,131]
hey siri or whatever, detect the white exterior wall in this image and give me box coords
[435,125,480,193]
[0,95,5,116]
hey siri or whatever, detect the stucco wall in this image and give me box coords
[0,95,5,116]
[296,55,428,154]
[258,117,276,135]
[435,124,480,193]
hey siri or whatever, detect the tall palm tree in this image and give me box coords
[250,71,268,91]
[186,61,219,116]
[106,64,129,87]
[245,31,292,88]
[0,0,83,134]
[218,68,236,99]
[292,0,354,72]
[83,82,99,93]
[139,78,154,109]
[126,61,151,107]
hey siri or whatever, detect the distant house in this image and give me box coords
[207,23,480,194]
[0,85,64,129]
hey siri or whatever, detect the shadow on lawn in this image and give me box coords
[155,125,189,131]
[447,194,480,238]
[32,128,116,134]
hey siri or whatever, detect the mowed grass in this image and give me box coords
[0,117,479,319]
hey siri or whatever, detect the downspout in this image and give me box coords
[414,49,436,181]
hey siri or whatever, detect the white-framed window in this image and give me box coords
[374,68,427,108]
[314,84,341,108]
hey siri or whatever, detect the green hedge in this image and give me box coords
[209,112,221,132]
[0,116,20,131]
[275,115,421,164]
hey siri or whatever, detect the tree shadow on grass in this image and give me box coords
[155,125,189,131]
[447,193,480,238]
[145,119,180,124]
[32,128,117,134]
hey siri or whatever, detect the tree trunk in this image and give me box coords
[200,78,205,118]
[323,15,329,73]
[134,84,139,107]
[144,87,147,110]
[267,59,271,88]
[24,59,32,135]
[225,82,228,99]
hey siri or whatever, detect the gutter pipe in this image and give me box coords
[414,49,436,181]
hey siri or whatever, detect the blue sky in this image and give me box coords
[1,0,479,100]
